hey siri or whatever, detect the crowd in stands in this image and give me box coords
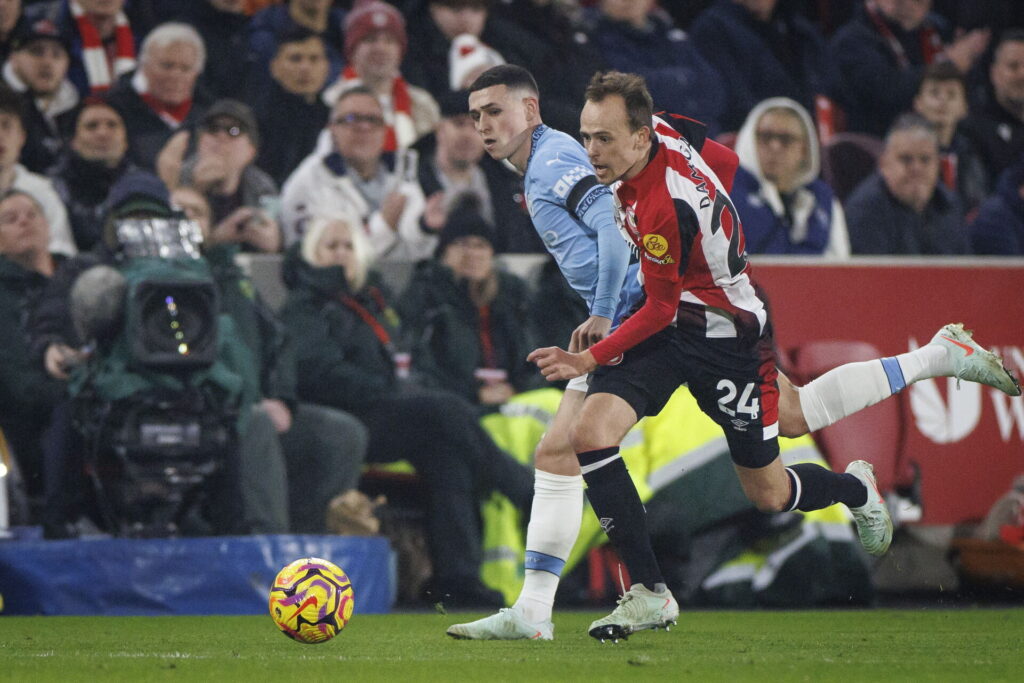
[1,0,1023,606]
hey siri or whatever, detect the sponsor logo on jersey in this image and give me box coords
[553,165,590,198]
[643,234,668,256]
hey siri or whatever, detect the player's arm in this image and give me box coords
[531,203,691,381]
[572,187,630,349]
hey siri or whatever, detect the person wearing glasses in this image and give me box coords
[280,85,433,262]
[730,97,850,257]
[176,99,281,254]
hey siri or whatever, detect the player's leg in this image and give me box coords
[447,385,585,641]
[779,323,1021,437]
[571,390,678,642]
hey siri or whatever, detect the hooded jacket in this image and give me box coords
[731,98,849,257]
[969,160,1024,255]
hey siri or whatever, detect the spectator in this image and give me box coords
[280,86,431,261]
[731,97,850,257]
[398,200,540,409]
[689,0,833,134]
[176,99,281,253]
[246,0,344,96]
[170,184,370,533]
[3,18,78,173]
[49,98,134,251]
[969,158,1024,255]
[582,0,725,134]
[912,60,989,212]
[105,22,208,170]
[0,0,26,65]
[322,0,438,153]
[828,0,989,136]
[0,189,66,496]
[175,0,251,101]
[255,27,330,186]
[280,213,534,607]
[403,0,578,128]
[0,82,75,255]
[415,89,539,254]
[962,30,1024,182]
[845,113,968,254]
[27,0,138,98]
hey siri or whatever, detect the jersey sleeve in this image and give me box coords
[534,137,629,319]
[588,200,698,365]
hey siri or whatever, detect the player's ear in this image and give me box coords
[635,125,651,149]
[524,95,540,122]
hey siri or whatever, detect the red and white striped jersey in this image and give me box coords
[589,118,768,366]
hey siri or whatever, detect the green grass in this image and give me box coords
[1,609,1022,681]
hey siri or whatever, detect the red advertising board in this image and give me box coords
[752,257,1024,525]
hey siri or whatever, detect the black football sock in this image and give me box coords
[785,463,868,512]
[578,447,664,591]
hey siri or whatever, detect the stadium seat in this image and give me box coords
[821,133,884,203]
[787,340,906,493]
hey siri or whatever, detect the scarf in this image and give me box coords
[71,0,136,94]
[339,66,416,152]
[864,0,943,69]
[132,71,192,128]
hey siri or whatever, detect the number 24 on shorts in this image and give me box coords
[716,379,760,420]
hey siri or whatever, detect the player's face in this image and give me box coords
[580,95,649,185]
[880,130,940,212]
[468,85,534,165]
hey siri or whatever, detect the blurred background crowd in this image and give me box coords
[1,0,1023,608]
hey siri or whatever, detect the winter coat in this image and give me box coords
[969,160,1024,255]
[731,98,849,257]
[0,255,67,470]
[397,260,541,406]
[177,0,251,101]
[255,80,330,187]
[4,63,79,174]
[689,0,832,133]
[278,245,399,412]
[280,149,431,262]
[962,97,1024,183]
[845,172,968,255]
[179,157,279,225]
[583,9,725,135]
[828,5,952,136]
[48,152,137,253]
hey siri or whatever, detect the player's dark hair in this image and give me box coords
[920,61,966,89]
[584,71,652,133]
[468,64,539,96]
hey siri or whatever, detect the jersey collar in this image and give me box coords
[525,124,548,172]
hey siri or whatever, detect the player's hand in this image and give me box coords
[570,315,612,352]
[527,347,597,381]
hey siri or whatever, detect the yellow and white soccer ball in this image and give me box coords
[268,557,355,644]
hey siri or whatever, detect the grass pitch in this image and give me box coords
[1,609,1022,681]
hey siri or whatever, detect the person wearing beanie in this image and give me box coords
[322,0,439,152]
[398,197,542,408]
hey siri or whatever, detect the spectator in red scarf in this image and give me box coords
[322,0,438,153]
[105,21,208,170]
[828,0,989,136]
[26,0,137,98]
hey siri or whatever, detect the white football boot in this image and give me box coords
[846,460,893,556]
[446,607,553,641]
[588,584,679,643]
[930,323,1021,396]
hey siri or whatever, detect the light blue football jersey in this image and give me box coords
[522,125,642,325]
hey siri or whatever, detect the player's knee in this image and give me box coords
[747,488,790,513]
[568,421,603,455]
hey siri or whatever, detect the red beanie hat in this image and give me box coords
[344,0,407,61]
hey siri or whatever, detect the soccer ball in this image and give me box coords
[268,557,355,644]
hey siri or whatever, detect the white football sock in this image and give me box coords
[895,344,953,384]
[513,469,583,625]
[797,359,895,432]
